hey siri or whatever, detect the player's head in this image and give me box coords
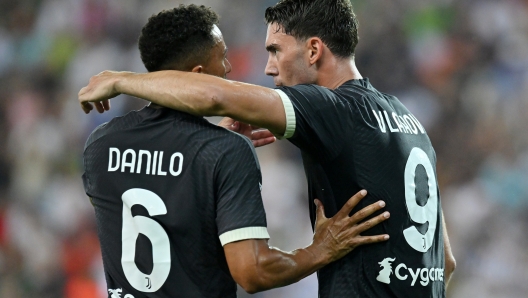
[264,0,359,86]
[138,5,231,78]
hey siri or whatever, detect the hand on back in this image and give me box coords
[218,117,276,148]
[312,190,390,264]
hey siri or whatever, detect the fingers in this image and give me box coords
[79,99,109,114]
[252,136,276,147]
[251,129,275,140]
[79,86,91,114]
[231,121,240,131]
[251,130,276,147]
[355,234,390,245]
[218,117,236,127]
[335,190,367,219]
[78,86,88,97]
[314,199,328,227]
[348,200,386,225]
[81,102,93,114]
[102,99,111,111]
[94,102,105,113]
[218,118,239,131]
[354,211,390,234]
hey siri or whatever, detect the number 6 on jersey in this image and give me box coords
[403,148,438,253]
[121,188,171,292]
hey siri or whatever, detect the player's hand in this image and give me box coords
[78,71,126,114]
[311,190,390,264]
[218,117,276,147]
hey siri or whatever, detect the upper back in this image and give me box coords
[278,80,445,297]
[82,107,265,298]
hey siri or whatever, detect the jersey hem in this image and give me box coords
[219,227,270,246]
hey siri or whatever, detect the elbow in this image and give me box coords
[445,255,456,275]
[236,276,266,294]
[239,283,260,295]
[201,86,228,116]
[234,258,272,294]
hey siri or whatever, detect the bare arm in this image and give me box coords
[442,210,456,287]
[78,71,287,136]
[224,190,390,293]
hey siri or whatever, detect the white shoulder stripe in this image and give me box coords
[219,226,270,246]
[273,89,296,139]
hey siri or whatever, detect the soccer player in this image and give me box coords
[82,5,391,298]
[79,1,456,297]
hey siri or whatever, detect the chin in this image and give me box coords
[274,78,299,87]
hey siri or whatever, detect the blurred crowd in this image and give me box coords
[0,0,527,297]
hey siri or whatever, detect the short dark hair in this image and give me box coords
[138,5,219,72]
[265,0,358,58]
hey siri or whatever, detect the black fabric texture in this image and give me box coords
[83,106,266,298]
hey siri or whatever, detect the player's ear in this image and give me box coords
[307,37,323,66]
[191,65,204,73]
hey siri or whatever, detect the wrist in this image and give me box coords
[113,71,133,94]
[304,243,332,268]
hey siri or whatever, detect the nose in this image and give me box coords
[225,58,232,74]
[265,55,278,77]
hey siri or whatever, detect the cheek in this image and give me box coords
[277,56,295,76]
[280,57,307,82]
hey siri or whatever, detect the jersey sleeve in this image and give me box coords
[275,85,347,160]
[82,122,108,199]
[214,133,269,246]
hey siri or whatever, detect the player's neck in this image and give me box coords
[316,58,362,90]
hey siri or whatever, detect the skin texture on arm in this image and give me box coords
[442,210,456,288]
[223,190,391,294]
[78,70,287,136]
[77,26,355,138]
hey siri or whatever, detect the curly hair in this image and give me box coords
[265,0,358,58]
[138,5,220,72]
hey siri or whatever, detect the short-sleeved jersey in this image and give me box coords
[82,106,269,298]
[276,79,445,298]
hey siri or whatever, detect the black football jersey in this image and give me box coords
[82,106,269,298]
[276,79,445,298]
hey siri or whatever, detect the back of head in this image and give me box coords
[139,5,219,72]
[265,0,359,58]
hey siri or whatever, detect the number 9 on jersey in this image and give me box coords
[403,148,438,253]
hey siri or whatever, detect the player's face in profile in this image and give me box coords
[265,23,315,87]
[202,25,232,78]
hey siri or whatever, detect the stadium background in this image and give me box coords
[0,0,527,297]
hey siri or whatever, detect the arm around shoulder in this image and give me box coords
[113,71,288,136]
[80,70,289,135]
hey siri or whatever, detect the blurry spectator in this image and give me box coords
[1,0,528,297]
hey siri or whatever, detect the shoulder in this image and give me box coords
[210,128,260,170]
[276,84,343,115]
[278,83,334,99]
[219,128,258,156]
[278,83,367,107]
[84,122,109,151]
[83,111,139,151]
[200,122,254,149]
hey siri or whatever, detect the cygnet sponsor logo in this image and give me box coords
[377,257,444,286]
